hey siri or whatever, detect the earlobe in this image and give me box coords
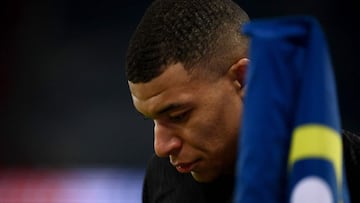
[228,58,249,90]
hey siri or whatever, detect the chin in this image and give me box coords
[191,171,218,183]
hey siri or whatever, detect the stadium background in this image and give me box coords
[1,0,358,202]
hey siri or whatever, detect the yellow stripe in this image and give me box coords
[288,124,342,186]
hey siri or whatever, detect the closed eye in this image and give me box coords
[168,111,190,123]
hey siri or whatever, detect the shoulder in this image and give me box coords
[142,154,205,203]
[342,129,360,202]
[143,154,180,189]
[142,154,235,203]
[342,129,360,168]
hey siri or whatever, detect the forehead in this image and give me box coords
[128,63,201,116]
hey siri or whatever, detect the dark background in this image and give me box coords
[2,0,359,169]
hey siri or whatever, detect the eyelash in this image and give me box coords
[168,111,189,122]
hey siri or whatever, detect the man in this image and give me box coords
[125,0,360,202]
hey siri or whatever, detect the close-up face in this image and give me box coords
[128,62,245,182]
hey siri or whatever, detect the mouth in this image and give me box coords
[173,160,199,173]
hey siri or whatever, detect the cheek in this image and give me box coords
[208,97,242,148]
[187,106,231,144]
[185,89,242,147]
[182,110,220,148]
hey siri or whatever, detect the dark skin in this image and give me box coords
[129,58,249,182]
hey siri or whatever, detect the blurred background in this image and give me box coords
[1,0,358,202]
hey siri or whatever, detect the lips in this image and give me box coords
[175,162,194,173]
[173,160,199,173]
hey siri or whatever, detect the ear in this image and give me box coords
[227,58,249,91]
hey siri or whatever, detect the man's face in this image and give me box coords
[128,63,244,182]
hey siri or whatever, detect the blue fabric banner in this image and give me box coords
[234,16,350,203]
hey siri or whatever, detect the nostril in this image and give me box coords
[154,136,182,158]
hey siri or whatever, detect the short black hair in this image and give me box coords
[126,0,250,83]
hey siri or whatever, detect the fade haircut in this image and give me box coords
[126,0,250,83]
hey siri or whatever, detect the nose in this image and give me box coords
[154,121,182,157]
